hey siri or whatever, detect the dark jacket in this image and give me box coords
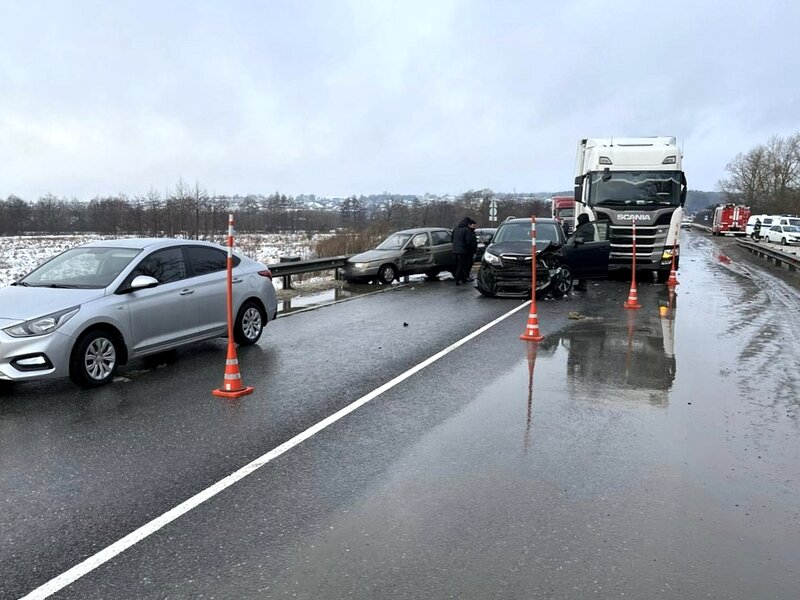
[452,217,478,255]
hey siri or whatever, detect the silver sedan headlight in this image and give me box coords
[353,262,370,269]
[3,306,80,338]
[483,251,503,267]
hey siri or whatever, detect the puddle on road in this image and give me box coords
[276,273,447,315]
[277,284,376,315]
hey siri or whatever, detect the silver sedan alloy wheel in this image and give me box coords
[84,336,117,381]
[241,306,263,341]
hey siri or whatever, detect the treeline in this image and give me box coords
[719,132,800,214]
[685,190,726,215]
[0,183,549,237]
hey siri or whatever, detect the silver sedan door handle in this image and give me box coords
[179,288,195,295]
[232,277,243,284]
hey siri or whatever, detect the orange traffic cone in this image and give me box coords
[212,213,255,400]
[212,340,254,398]
[666,248,679,288]
[520,216,545,341]
[520,307,545,341]
[624,280,641,309]
[624,222,642,309]
[666,267,679,287]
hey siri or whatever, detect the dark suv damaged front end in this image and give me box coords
[476,218,572,298]
[476,216,612,298]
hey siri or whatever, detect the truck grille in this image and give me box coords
[609,224,668,266]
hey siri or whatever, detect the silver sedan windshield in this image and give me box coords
[20,247,142,289]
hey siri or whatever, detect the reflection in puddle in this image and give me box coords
[524,342,539,451]
[529,288,678,408]
[277,286,373,314]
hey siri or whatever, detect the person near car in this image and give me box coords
[752,218,762,240]
[452,217,478,285]
[573,213,591,291]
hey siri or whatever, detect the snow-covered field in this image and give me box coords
[0,234,328,288]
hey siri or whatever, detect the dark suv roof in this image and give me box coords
[501,217,557,225]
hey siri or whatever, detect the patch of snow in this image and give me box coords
[0,233,332,288]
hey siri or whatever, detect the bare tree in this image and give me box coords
[719,132,800,214]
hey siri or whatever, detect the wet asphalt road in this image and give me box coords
[1,230,799,599]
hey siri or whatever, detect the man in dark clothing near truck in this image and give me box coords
[573,213,591,291]
[452,217,478,285]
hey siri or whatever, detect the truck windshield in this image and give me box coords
[588,171,681,208]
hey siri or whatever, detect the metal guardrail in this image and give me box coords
[736,239,800,271]
[693,223,800,270]
[265,255,352,289]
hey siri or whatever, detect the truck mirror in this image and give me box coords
[680,172,687,205]
[573,175,584,203]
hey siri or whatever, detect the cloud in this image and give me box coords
[1,0,799,199]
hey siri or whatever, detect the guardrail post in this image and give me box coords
[278,256,302,289]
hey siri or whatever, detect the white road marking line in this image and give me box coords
[22,299,532,600]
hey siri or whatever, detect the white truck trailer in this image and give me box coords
[573,137,687,282]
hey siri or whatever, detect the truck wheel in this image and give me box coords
[377,264,398,285]
[69,329,121,388]
[656,269,670,283]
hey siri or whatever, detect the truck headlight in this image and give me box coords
[483,251,502,266]
[3,306,80,338]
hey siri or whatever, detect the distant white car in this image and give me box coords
[764,225,800,245]
[0,239,277,388]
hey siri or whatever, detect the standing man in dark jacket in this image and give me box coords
[452,217,478,285]
[573,213,591,291]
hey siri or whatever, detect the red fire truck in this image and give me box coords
[712,204,750,236]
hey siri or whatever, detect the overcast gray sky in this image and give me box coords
[1,0,799,200]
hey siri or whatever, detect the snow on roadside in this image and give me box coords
[0,233,331,288]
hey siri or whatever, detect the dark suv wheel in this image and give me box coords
[476,267,497,297]
[550,266,573,297]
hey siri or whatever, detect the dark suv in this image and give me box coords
[476,217,610,297]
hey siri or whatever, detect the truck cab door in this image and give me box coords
[564,221,610,279]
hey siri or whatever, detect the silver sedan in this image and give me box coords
[0,238,277,388]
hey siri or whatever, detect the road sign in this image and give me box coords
[489,199,498,222]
